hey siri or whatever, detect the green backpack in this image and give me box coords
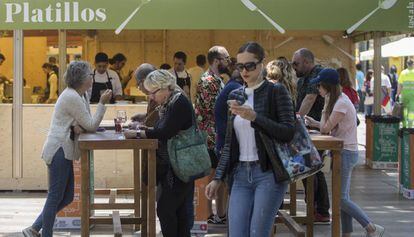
[167,109,212,183]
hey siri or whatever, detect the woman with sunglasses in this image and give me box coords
[124,69,194,237]
[205,42,295,237]
[305,68,385,237]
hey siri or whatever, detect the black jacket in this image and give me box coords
[214,80,295,181]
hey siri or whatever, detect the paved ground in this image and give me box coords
[1,115,413,237]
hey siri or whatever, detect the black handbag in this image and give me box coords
[260,84,323,183]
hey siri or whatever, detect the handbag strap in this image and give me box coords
[190,106,199,132]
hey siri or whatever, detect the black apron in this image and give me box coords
[174,70,191,90]
[174,70,191,96]
[90,70,115,104]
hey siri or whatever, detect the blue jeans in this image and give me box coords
[357,90,365,113]
[341,149,371,233]
[228,162,287,237]
[365,105,373,116]
[32,148,74,237]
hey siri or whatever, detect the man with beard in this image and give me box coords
[195,46,230,225]
[292,48,331,224]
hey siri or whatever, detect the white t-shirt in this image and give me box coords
[233,86,260,162]
[91,69,123,96]
[330,94,358,151]
[381,73,392,89]
[365,75,392,105]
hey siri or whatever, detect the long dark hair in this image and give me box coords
[320,82,341,117]
[237,42,265,62]
[337,67,352,88]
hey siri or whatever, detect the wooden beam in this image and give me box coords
[92,203,135,210]
[94,188,134,195]
[276,210,305,237]
[134,149,141,232]
[90,217,142,225]
[289,183,297,216]
[112,211,122,237]
[109,189,117,204]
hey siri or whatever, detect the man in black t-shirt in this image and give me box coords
[292,48,331,224]
[293,49,325,121]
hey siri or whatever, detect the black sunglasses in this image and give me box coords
[235,61,261,72]
[148,88,161,95]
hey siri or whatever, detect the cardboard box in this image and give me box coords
[55,156,95,229]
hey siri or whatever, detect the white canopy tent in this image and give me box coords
[359,37,414,61]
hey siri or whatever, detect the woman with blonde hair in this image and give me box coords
[124,69,194,237]
[266,56,297,104]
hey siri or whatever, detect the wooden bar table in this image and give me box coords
[285,135,343,237]
[312,135,343,237]
[78,131,157,237]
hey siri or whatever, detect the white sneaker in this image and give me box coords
[22,226,40,237]
[367,224,385,237]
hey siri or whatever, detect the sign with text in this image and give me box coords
[373,122,399,163]
[0,0,411,31]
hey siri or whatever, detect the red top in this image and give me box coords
[342,87,360,105]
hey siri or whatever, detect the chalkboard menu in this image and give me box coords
[400,131,411,189]
[373,123,399,162]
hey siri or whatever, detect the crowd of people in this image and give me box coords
[21,42,394,237]
[357,60,414,128]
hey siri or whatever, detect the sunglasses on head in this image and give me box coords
[148,88,161,95]
[235,61,261,72]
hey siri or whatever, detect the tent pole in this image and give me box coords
[58,29,67,94]
[373,31,382,115]
[12,29,23,179]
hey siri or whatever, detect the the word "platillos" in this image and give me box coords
[4,2,106,23]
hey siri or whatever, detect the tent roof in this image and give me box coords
[0,0,412,32]
[359,37,414,61]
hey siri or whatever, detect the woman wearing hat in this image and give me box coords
[305,68,385,237]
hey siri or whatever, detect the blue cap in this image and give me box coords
[309,68,339,85]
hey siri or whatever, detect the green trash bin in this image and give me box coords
[399,128,414,199]
[368,116,400,169]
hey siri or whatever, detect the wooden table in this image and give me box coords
[278,135,343,237]
[78,131,158,237]
[312,135,343,237]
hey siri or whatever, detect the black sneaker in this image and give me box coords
[207,214,225,224]
[218,215,227,225]
[207,214,216,224]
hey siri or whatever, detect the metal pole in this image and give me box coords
[12,29,23,178]
[58,29,67,94]
[162,30,167,63]
[373,32,382,115]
